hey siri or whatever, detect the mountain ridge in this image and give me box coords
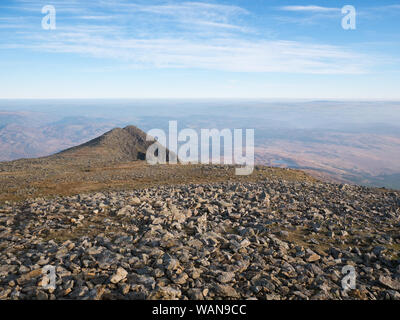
[54,125,153,163]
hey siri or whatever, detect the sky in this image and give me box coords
[0,0,399,99]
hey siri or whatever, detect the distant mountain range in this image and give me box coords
[1,100,400,189]
[0,112,127,161]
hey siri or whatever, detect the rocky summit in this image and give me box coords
[53,125,172,165]
[1,178,399,300]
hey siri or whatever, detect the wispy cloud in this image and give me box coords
[11,29,369,74]
[279,5,340,13]
[274,5,342,26]
[0,1,375,74]
[104,1,251,33]
[375,4,400,10]
[128,1,248,18]
[79,15,115,20]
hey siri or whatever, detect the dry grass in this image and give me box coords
[0,161,317,203]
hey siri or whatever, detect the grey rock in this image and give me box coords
[110,268,128,284]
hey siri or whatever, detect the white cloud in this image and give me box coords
[274,5,342,25]
[279,5,340,13]
[129,1,248,17]
[79,16,115,20]
[377,4,400,10]
[0,1,373,75]
[16,30,369,74]
[102,1,251,33]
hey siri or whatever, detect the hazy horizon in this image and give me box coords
[1,99,400,189]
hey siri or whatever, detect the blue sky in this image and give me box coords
[0,0,399,99]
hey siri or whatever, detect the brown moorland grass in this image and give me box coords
[0,161,317,203]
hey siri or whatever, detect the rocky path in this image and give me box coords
[0,180,399,300]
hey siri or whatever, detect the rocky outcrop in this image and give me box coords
[0,181,399,300]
